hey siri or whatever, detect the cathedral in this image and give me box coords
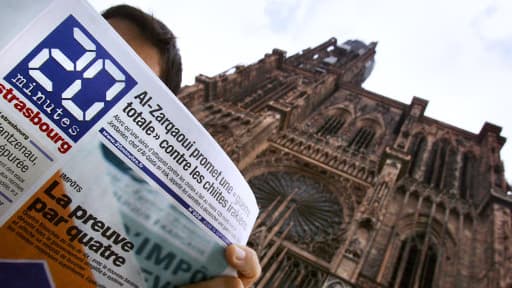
[177,38,512,287]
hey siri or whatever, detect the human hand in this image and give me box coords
[182,244,261,288]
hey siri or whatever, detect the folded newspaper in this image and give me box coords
[0,0,259,287]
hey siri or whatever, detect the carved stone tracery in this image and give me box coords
[249,171,348,261]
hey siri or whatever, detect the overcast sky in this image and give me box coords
[89,0,512,184]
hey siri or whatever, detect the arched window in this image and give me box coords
[390,233,438,288]
[316,115,346,137]
[348,126,376,151]
[459,152,477,200]
[314,108,350,137]
[423,139,456,190]
[408,133,427,178]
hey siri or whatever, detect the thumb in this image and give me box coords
[225,245,261,287]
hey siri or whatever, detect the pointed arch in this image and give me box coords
[347,115,384,152]
[348,126,376,151]
[408,133,427,178]
[389,232,438,288]
[387,212,457,288]
[360,113,386,133]
[459,151,478,200]
[315,106,353,137]
[423,138,457,190]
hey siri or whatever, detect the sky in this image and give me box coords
[88,0,512,185]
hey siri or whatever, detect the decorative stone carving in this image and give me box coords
[249,171,347,261]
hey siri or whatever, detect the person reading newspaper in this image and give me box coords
[102,4,261,288]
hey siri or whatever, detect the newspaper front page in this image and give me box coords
[0,0,259,287]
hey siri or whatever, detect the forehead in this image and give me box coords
[107,18,162,77]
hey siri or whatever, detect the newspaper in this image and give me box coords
[0,0,259,287]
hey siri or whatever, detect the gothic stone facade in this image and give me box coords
[177,38,512,288]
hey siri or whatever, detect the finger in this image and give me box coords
[225,245,261,287]
[181,276,243,288]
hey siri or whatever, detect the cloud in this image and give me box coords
[475,0,512,40]
[473,0,512,63]
[264,0,300,33]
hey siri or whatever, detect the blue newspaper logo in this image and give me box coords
[4,15,137,142]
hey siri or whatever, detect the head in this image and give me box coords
[102,4,182,94]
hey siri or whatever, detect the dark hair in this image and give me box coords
[102,4,182,94]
